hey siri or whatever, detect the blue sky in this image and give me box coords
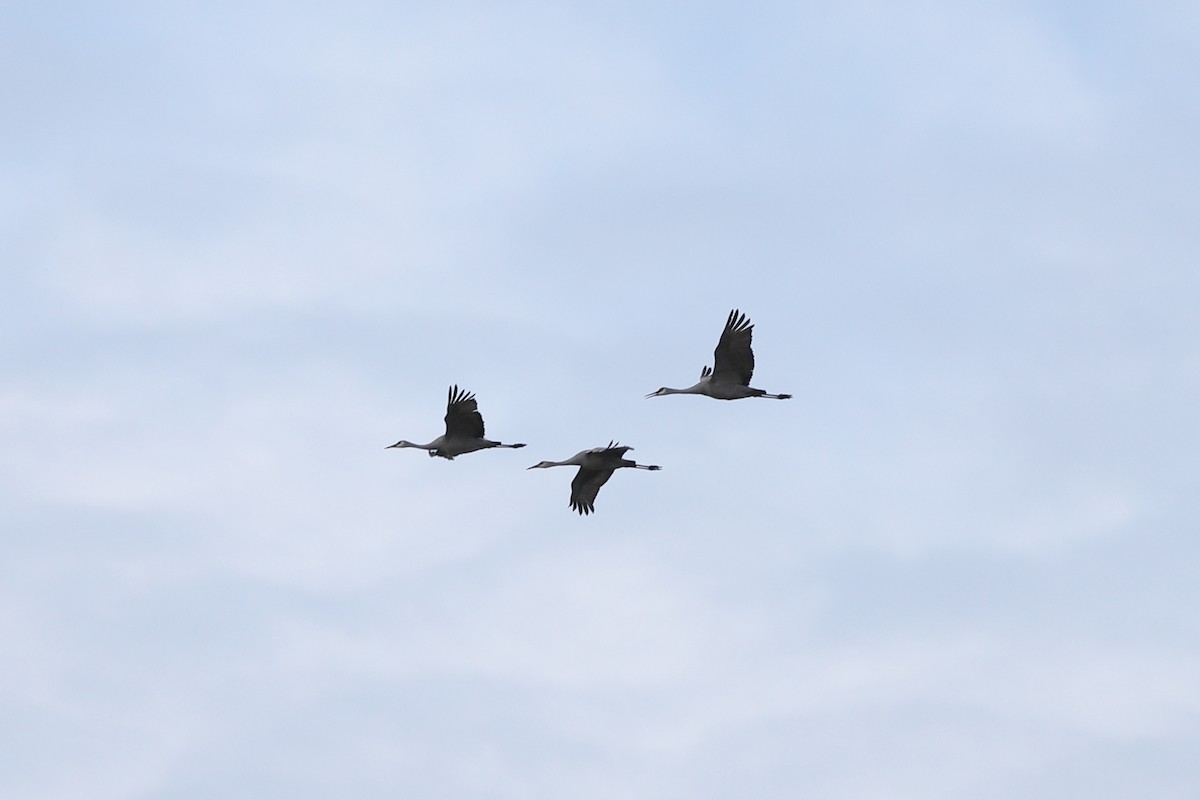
[3,1,1199,797]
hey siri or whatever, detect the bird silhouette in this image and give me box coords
[528,442,661,515]
[387,385,526,460]
[647,309,791,400]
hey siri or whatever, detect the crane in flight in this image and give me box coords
[646,309,792,400]
[386,385,526,460]
[528,442,661,515]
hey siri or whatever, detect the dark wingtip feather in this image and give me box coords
[447,385,478,407]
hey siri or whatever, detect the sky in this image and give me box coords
[2,1,1199,797]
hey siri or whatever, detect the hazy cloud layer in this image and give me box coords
[3,1,1198,798]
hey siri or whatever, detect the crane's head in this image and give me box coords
[645,387,672,398]
[527,461,556,469]
[386,439,415,449]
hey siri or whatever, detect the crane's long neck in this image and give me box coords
[387,439,438,451]
[648,386,700,398]
[529,457,583,469]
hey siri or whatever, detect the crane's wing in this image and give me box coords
[711,309,755,386]
[444,385,485,439]
[590,440,633,459]
[570,466,615,516]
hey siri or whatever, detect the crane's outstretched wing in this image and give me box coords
[590,441,632,459]
[711,309,755,386]
[570,467,615,516]
[444,385,486,439]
